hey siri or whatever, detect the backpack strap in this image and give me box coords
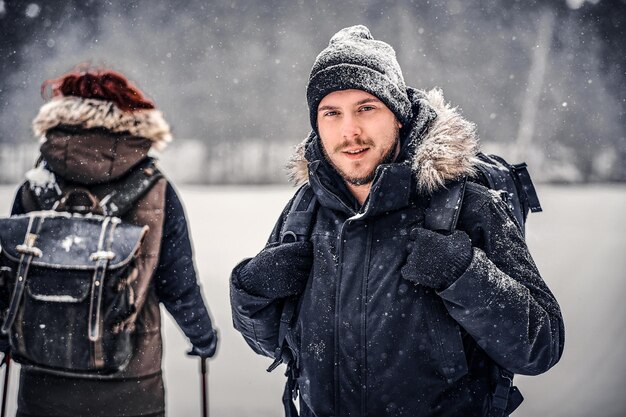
[280,184,318,243]
[1,215,45,334]
[93,158,163,217]
[87,216,121,368]
[475,153,542,234]
[488,368,524,417]
[266,184,318,417]
[424,178,467,234]
[510,161,542,214]
[25,158,163,217]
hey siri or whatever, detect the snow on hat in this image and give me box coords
[306,25,413,132]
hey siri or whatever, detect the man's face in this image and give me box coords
[317,89,402,186]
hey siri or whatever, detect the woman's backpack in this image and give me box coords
[0,159,161,376]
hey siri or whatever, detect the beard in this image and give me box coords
[322,130,401,187]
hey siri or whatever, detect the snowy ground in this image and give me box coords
[0,184,625,417]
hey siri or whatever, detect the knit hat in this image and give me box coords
[306,25,413,132]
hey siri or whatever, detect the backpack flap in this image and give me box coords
[0,212,147,270]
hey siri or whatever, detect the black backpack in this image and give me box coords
[269,152,542,417]
[0,158,161,375]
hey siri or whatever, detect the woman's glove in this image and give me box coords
[400,228,473,291]
[188,329,219,359]
[236,241,313,299]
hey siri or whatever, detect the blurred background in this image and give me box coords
[0,0,625,184]
[1,0,625,416]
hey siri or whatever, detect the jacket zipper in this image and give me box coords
[361,220,373,417]
[334,219,349,417]
[316,179,361,417]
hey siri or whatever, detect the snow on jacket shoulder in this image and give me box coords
[443,182,564,375]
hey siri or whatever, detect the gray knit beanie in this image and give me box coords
[307,25,413,132]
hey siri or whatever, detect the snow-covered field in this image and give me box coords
[0,184,625,417]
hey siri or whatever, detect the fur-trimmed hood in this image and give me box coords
[32,96,172,151]
[288,88,481,194]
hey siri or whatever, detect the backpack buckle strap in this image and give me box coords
[1,216,44,334]
[87,217,118,344]
[267,298,298,373]
[88,261,108,342]
[511,163,542,213]
[281,361,300,417]
[281,184,318,244]
[491,372,512,413]
[489,368,524,417]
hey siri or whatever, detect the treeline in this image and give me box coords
[0,0,624,182]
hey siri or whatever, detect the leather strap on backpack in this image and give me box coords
[87,216,121,369]
[1,215,44,334]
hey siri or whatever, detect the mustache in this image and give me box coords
[333,138,376,153]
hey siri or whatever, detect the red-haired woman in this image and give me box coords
[3,69,218,416]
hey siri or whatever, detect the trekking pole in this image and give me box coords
[200,357,209,417]
[1,352,10,417]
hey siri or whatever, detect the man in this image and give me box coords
[230,25,564,417]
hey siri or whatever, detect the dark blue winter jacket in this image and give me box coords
[231,88,565,417]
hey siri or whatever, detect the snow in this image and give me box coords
[61,235,84,252]
[30,294,81,303]
[0,184,624,417]
[24,165,54,188]
[24,4,40,19]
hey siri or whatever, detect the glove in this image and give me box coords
[188,329,218,359]
[236,241,313,299]
[400,228,473,291]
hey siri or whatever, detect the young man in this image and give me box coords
[231,25,564,416]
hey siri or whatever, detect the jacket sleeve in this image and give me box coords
[438,185,565,375]
[154,183,217,350]
[10,184,27,215]
[230,195,295,358]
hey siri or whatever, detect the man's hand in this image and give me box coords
[400,228,473,291]
[236,241,313,299]
[188,329,219,359]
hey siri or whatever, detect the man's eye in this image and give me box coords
[324,111,338,117]
[359,106,375,112]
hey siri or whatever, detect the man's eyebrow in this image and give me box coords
[318,104,339,112]
[318,98,382,112]
[355,98,381,105]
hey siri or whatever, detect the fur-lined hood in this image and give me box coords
[32,96,172,151]
[288,88,481,194]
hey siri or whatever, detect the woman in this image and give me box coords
[6,68,218,417]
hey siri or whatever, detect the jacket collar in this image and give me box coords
[32,96,172,151]
[308,160,413,217]
[288,88,481,208]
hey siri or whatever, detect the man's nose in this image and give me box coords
[340,114,361,140]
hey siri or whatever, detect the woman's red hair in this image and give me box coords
[41,68,155,111]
